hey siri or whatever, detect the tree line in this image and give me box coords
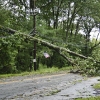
[0,0,100,75]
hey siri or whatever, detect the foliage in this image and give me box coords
[0,32,32,73]
[93,82,100,89]
[0,65,71,78]
[75,96,100,100]
[70,55,100,76]
[0,0,100,74]
[77,58,96,76]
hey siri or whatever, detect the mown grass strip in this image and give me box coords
[0,66,71,79]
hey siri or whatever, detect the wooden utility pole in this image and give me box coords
[29,0,37,71]
[33,0,37,71]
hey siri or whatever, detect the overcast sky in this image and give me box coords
[79,28,100,40]
[90,28,100,40]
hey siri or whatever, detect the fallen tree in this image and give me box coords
[0,25,87,58]
[15,32,91,68]
[0,25,100,66]
[16,33,88,59]
[1,25,100,75]
[16,33,100,75]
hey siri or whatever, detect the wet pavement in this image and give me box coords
[0,73,100,100]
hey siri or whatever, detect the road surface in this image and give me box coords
[0,72,100,100]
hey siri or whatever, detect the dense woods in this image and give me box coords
[0,0,100,75]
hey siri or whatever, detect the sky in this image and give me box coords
[79,28,100,40]
[90,28,100,40]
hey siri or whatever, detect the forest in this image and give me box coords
[0,0,100,75]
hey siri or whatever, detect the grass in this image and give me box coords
[93,82,100,89]
[0,65,72,79]
[0,72,30,78]
[75,96,100,100]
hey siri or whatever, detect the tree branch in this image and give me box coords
[0,25,16,34]
[0,25,88,59]
[17,33,88,59]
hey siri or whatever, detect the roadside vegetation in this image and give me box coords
[0,0,100,77]
[75,96,100,100]
[93,83,100,89]
[0,65,71,78]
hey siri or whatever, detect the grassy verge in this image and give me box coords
[75,97,100,100]
[0,66,72,79]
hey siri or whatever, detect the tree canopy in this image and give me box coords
[0,0,100,75]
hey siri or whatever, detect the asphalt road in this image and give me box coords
[0,73,99,100]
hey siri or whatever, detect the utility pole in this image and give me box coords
[33,0,37,71]
[29,0,39,71]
